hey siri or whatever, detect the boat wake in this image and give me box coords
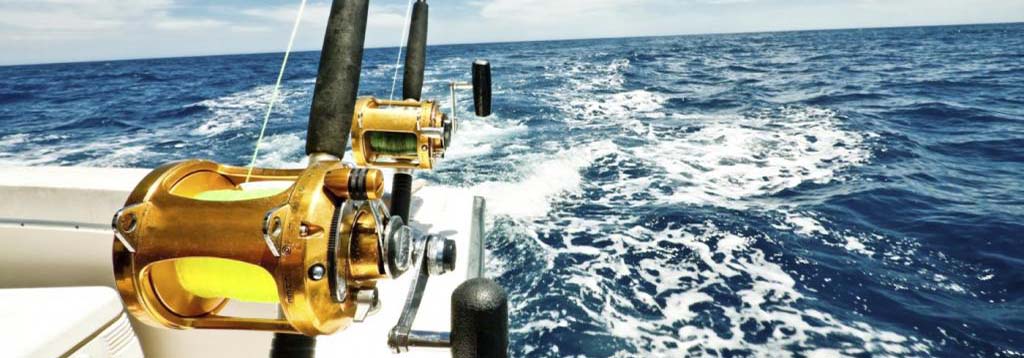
[3,24,1021,356]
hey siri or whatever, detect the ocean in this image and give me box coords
[1,23,1022,357]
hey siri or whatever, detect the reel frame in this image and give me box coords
[112,159,388,336]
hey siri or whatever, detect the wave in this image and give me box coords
[252,133,307,169]
[439,140,618,218]
[445,113,527,161]
[612,107,871,209]
[490,217,933,357]
[565,90,666,123]
[190,84,306,137]
[929,138,1024,163]
[0,91,33,104]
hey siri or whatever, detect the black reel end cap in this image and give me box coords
[472,60,492,117]
[451,278,508,358]
[442,238,457,273]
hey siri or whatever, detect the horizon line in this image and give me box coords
[2,20,1020,68]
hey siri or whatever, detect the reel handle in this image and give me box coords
[451,278,508,358]
[471,60,492,117]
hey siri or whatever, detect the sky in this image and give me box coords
[1,0,1022,65]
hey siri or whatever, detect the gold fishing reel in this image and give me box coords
[111,159,440,336]
[351,60,492,171]
[351,98,451,170]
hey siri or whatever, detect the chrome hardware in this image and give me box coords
[353,288,381,323]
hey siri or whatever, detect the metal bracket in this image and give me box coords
[112,204,143,253]
[262,204,289,257]
[449,81,473,133]
[353,288,381,323]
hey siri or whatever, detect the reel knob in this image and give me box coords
[472,60,492,117]
[452,278,508,358]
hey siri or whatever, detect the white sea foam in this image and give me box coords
[78,144,149,168]
[640,108,869,208]
[843,235,875,256]
[510,218,934,357]
[252,133,306,169]
[0,133,29,148]
[553,61,870,210]
[444,114,526,161]
[562,58,630,93]
[0,146,63,166]
[557,58,670,128]
[782,211,829,236]
[530,103,872,249]
[442,140,618,218]
[469,71,900,355]
[192,84,306,137]
[0,130,161,168]
[567,90,667,124]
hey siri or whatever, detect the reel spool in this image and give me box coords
[351,98,450,170]
[110,159,450,336]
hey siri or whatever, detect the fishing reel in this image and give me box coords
[351,61,492,170]
[111,159,455,336]
[111,0,509,355]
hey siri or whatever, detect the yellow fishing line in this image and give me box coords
[175,258,279,303]
[173,187,288,303]
[193,188,287,201]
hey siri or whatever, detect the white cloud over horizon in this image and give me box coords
[0,0,1022,65]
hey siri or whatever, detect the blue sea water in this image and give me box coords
[1,23,1023,357]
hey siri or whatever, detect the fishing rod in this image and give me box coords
[109,0,505,356]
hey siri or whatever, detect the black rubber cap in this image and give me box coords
[451,278,508,358]
[269,333,316,358]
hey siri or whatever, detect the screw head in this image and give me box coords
[270,217,283,238]
[119,213,137,233]
[308,264,326,281]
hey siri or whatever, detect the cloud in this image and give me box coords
[242,1,408,33]
[480,0,649,19]
[0,0,171,31]
[694,0,755,4]
[243,3,331,24]
[1,0,1023,65]
[0,0,234,40]
[153,18,228,31]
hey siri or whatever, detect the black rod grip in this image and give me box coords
[390,172,413,223]
[403,0,429,101]
[306,0,370,158]
[269,333,316,358]
[472,61,492,117]
[452,278,508,358]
